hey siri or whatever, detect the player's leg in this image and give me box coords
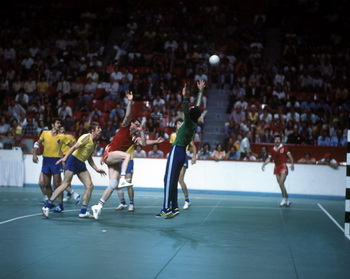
[126,173,134,212]
[39,172,50,203]
[179,166,191,209]
[105,151,132,187]
[52,173,64,212]
[76,170,94,218]
[276,172,290,206]
[41,171,74,217]
[92,165,119,219]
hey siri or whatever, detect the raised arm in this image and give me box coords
[196,80,206,107]
[121,91,133,127]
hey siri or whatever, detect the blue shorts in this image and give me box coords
[65,155,87,174]
[183,155,189,169]
[120,160,134,174]
[42,157,62,174]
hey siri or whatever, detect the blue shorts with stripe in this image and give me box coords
[119,160,134,174]
[65,155,87,174]
[42,157,62,174]
[163,145,187,210]
[183,155,189,168]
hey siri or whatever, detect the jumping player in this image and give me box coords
[91,91,146,220]
[261,134,295,207]
[169,118,197,210]
[156,79,205,218]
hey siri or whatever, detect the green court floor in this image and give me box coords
[0,187,349,279]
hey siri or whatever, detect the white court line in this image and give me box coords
[317,203,350,240]
[0,213,42,225]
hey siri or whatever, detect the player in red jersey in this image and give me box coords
[91,91,147,219]
[261,134,295,207]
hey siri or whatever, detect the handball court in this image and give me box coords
[0,186,349,279]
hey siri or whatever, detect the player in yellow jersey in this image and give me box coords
[169,118,197,210]
[59,126,81,205]
[33,119,72,211]
[42,122,106,218]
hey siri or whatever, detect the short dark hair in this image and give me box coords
[274,134,281,140]
[175,118,183,125]
[189,106,201,123]
[89,122,101,131]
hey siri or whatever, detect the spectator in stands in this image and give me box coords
[228,104,246,126]
[317,129,331,146]
[12,133,27,152]
[287,125,302,144]
[22,118,38,136]
[335,82,349,106]
[100,119,117,144]
[317,153,338,168]
[15,88,30,109]
[225,145,240,160]
[148,143,164,158]
[259,106,273,127]
[153,94,166,113]
[330,129,346,146]
[70,76,84,98]
[56,75,71,101]
[240,131,252,159]
[86,67,99,83]
[298,153,316,164]
[104,76,120,101]
[243,150,257,161]
[83,77,97,100]
[134,144,147,158]
[62,115,75,132]
[150,105,163,128]
[36,75,49,95]
[211,144,226,161]
[58,101,73,119]
[74,92,89,112]
[198,142,212,159]
[260,128,274,143]
[109,102,125,120]
[0,116,10,134]
[257,146,269,161]
[9,118,22,135]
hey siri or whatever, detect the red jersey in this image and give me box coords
[269,144,290,166]
[108,125,138,152]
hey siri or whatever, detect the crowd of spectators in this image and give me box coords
[0,0,349,161]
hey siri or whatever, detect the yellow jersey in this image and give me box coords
[39,130,70,158]
[61,134,76,155]
[72,133,96,162]
[125,144,134,160]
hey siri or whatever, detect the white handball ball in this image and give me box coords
[209,55,220,66]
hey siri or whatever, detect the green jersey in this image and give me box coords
[174,98,197,147]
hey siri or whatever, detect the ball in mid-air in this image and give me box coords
[209,55,220,66]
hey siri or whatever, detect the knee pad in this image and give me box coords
[108,179,118,190]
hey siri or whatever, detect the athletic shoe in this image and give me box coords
[115,203,127,210]
[128,204,134,212]
[42,207,49,218]
[74,194,81,205]
[166,208,180,219]
[285,199,291,207]
[183,201,191,210]
[92,204,102,220]
[118,178,133,188]
[280,198,287,207]
[155,208,172,218]
[53,204,64,213]
[63,192,72,202]
[79,212,94,218]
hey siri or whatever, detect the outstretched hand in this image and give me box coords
[125,90,133,101]
[197,80,206,91]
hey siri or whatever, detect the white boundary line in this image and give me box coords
[318,203,350,240]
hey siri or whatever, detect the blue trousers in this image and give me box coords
[163,145,186,210]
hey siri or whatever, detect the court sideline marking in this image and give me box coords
[317,203,350,240]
